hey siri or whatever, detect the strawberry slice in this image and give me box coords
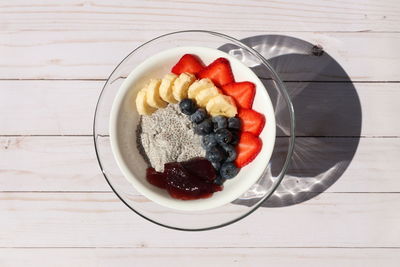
[171,54,205,75]
[198,58,234,87]
[238,109,265,136]
[235,132,262,168]
[222,82,256,109]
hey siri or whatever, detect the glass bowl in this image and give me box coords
[93,30,295,231]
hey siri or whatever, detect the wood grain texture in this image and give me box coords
[1,136,400,193]
[0,31,399,80]
[1,81,399,136]
[1,0,399,263]
[1,0,399,32]
[0,136,106,191]
[1,192,399,247]
[1,248,399,267]
[0,81,99,135]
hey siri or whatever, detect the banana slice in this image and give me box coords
[146,79,167,108]
[136,88,157,115]
[195,86,220,108]
[206,94,237,117]
[187,78,214,99]
[172,72,196,101]
[159,73,178,103]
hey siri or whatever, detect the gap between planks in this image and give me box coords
[5,29,400,33]
[1,79,400,83]
[0,135,399,138]
[1,246,400,249]
[1,191,400,194]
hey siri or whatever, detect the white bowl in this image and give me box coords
[109,46,276,211]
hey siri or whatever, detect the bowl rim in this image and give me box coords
[93,30,296,231]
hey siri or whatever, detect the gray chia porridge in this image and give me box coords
[137,104,205,172]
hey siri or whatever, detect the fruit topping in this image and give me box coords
[165,175,214,200]
[171,54,205,76]
[214,176,226,186]
[220,162,240,179]
[227,117,241,130]
[194,118,213,135]
[235,132,262,168]
[195,86,220,108]
[146,79,168,108]
[211,161,221,172]
[221,143,237,162]
[237,108,265,136]
[188,78,214,99]
[159,73,178,103]
[190,108,207,123]
[146,158,221,200]
[146,167,166,189]
[179,98,197,115]
[172,72,196,101]
[205,146,226,163]
[215,128,233,145]
[222,82,256,109]
[212,115,228,131]
[230,130,240,145]
[206,94,237,117]
[201,134,217,150]
[136,88,157,115]
[181,157,217,182]
[198,58,235,87]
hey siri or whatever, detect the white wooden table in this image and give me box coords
[1,1,400,266]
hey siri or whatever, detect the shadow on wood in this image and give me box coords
[220,35,362,207]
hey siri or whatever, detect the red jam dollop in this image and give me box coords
[146,158,222,200]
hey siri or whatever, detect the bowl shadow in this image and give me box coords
[221,35,362,207]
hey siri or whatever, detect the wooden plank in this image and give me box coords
[0,193,399,247]
[0,81,100,136]
[1,136,400,193]
[0,136,107,191]
[0,248,399,267]
[1,0,400,32]
[0,81,398,136]
[1,31,400,81]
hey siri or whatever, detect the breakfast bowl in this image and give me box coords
[94,30,295,230]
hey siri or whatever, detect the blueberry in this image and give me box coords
[194,118,213,135]
[214,176,226,185]
[205,146,226,163]
[211,160,221,172]
[221,144,237,162]
[228,117,241,130]
[179,98,197,115]
[212,115,227,131]
[230,130,240,145]
[215,128,233,145]
[190,108,207,123]
[220,162,240,179]
[201,134,217,150]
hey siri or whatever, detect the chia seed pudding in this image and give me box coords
[136,104,205,172]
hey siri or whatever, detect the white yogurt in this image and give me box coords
[109,46,276,211]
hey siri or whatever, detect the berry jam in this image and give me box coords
[146,158,222,200]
